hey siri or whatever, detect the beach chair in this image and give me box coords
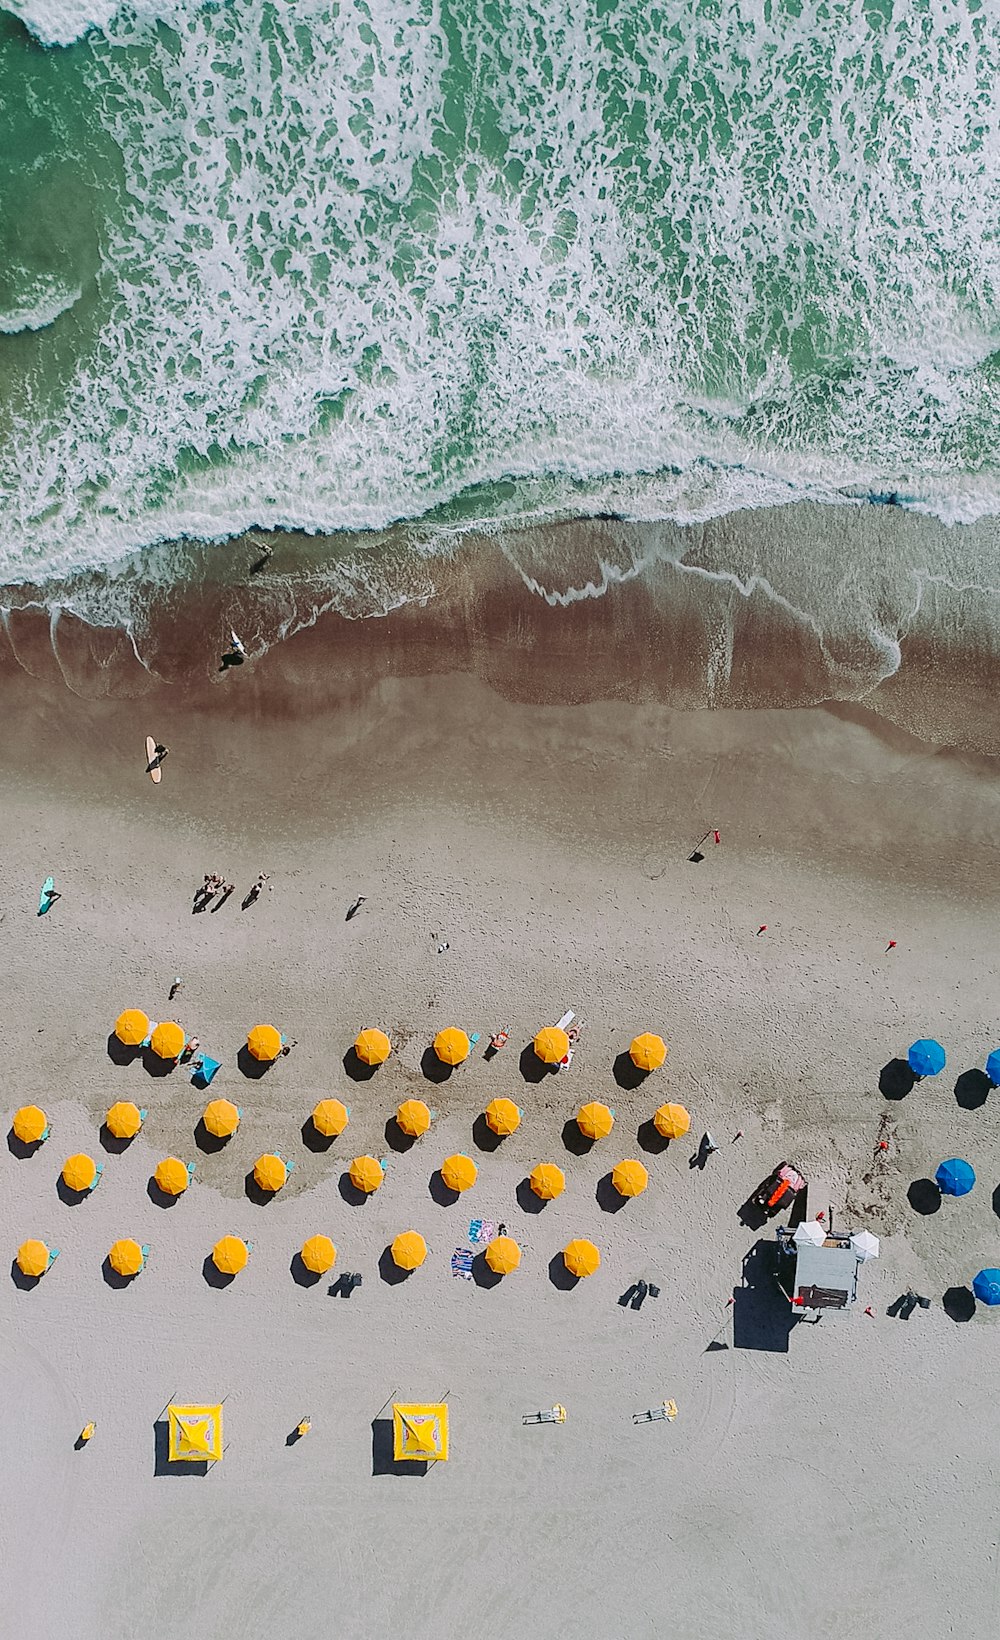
[524,1405,567,1425]
[39,1126,51,1142]
[139,1244,151,1270]
[47,1248,60,1269]
[186,1162,197,1181]
[138,1108,148,1124]
[91,1163,105,1190]
[633,1401,677,1424]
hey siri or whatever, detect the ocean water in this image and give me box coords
[2,0,1000,668]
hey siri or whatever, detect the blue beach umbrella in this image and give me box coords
[973,1269,1000,1306]
[908,1039,946,1078]
[935,1158,975,1197]
[986,1050,1000,1087]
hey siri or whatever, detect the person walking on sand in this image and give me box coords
[147,743,169,771]
[346,895,366,921]
[243,872,269,909]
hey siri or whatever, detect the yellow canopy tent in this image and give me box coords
[150,1021,185,1061]
[611,1159,649,1198]
[441,1154,477,1192]
[355,1028,391,1065]
[212,1236,249,1275]
[16,1240,50,1277]
[301,1235,337,1274]
[484,1098,521,1136]
[533,1026,569,1065]
[485,1236,521,1274]
[167,1403,223,1463]
[433,1027,470,1066]
[12,1105,47,1144]
[154,1157,190,1196]
[203,1099,240,1138]
[253,1153,287,1192]
[247,1024,282,1062]
[563,1238,601,1277]
[391,1231,427,1270]
[114,1008,149,1046]
[392,1402,448,1462]
[629,1032,667,1071]
[349,1155,384,1193]
[396,1099,431,1137]
[653,1102,691,1140]
[529,1162,566,1200]
[576,1101,614,1140]
[312,1098,349,1137]
[106,1101,143,1139]
[62,1153,97,1192]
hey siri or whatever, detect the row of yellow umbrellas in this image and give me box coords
[115,1013,286,1064]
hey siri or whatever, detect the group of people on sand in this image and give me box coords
[192,871,268,912]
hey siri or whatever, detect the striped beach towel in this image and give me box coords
[451,1247,474,1279]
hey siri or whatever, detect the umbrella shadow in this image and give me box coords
[56,1177,90,1207]
[290,1252,321,1288]
[955,1069,991,1110]
[515,1178,548,1215]
[244,1171,278,1206]
[519,1043,554,1085]
[371,1417,426,1477]
[101,1256,138,1290]
[194,1118,230,1155]
[472,1113,504,1154]
[99,1123,136,1156]
[10,1260,40,1291]
[106,1032,140,1067]
[992,1182,1000,1222]
[141,1048,178,1079]
[420,1046,453,1085]
[547,1253,579,1291]
[153,1419,208,1477]
[907,1178,942,1215]
[147,1177,181,1209]
[879,1058,915,1100]
[338,1172,373,1207]
[237,1044,271,1080]
[301,1118,336,1154]
[429,1171,460,1207]
[202,1254,236,1289]
[636,1119,670,1156]
[472,1252,502,1289]
[385,1117,417,1154]
[561,1118,594,1158]
[612,1051,647,1091]
[343,1047,378,1083]
[378,1247,412,1285]
[942,1285,976,1323]
[7,1130,45,1160]
[596,1173,627,1213]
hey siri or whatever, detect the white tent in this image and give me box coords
[850,1230,880,1262]
[793,1220,827,1247]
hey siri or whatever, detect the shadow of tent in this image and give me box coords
[955,1069,991,1110]
[942,1285,976,1323]
[194,1117,230,1155]
[518,1044,555,1085]
[237,1044,271,1080]
[343,1047,378,1083]
[472,1252,502,1289]
[471,1113,504,1154]
[515,1178,548,1215]
[10,1259,40,1291]
[879,1058,915,1100]
[153,1419,208,1477]
[907,1178,942,1215]
[106,1032,141,1067]
[561,1118,594,1157]
[636,1119,670,1156]
[202,1254,236,1289]
[547,1252,579,1291]
[290,1252,321,1288]
[384,1117,417,1154]
[428,1171,460,1207]
[378,1246,412,1285]
[612,1051,647,1091]
[371,1416,427,1477]
[301,1118,336,1154]
[596,1173,627,1213]
[732,1241,792,1353]
[420,1045,454,1085]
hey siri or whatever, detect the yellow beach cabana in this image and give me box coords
[114,1008,148,1046]
[355,1028,391,1066]
[629,1032,667,1071]
[167,1403,223,1463]
[392,1402,448,1463]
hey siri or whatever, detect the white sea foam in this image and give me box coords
[2,0,1000,603]
[0,273,82,334]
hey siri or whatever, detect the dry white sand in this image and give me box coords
[3,675,1000,1640]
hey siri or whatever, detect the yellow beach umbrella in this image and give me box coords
[396,1098,431,1137]
[150,1021,185,1061]
[433,1027,470,1066]
[16,1239,50,1278]
[62,1153,97,1192]
[254,1153,287,1192]
[312,1098,349,1137]
[391,1230,427,1270]
[577,1101,614,1140]
[349,1155,384,1194]
[212,1235,249,1275]
[154,1157,190,1196]
[612,1158,649,1198]
[485,1235,521,1274]
[563,1238,601,1278]
[653,1102,691,1140]
[534,1026,569,1065]
[203,1099,240,1138]
[630,1032,667,1071]
[301,1234,337,1274]
[114,1008,148,1046]
[109,1239,145,1277]
[247,1024,282,1062]
[529,1162,566,1200]
[106,1101,142,1140]
[12,1105,47,1144]
[441,1153,478,1193]
[484,1097,521,1136]
[355,1028,391,1065]
[167,1404,223,1463]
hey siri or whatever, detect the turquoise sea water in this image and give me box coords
[2,0,1000,592]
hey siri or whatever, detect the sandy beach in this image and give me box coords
[3,597,1000,1640]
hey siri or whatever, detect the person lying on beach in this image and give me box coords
[280,1038,297,1056]
[180,1036,200,1063]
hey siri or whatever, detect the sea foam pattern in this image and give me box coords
[2,0,1000,584]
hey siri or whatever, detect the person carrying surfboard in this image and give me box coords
[147,743,169,771]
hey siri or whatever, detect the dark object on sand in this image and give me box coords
[346,896,366,921]
[749,1162,807,1217]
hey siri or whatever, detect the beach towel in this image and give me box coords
[468,1219,496,1244]
[451,1247,474,1280]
